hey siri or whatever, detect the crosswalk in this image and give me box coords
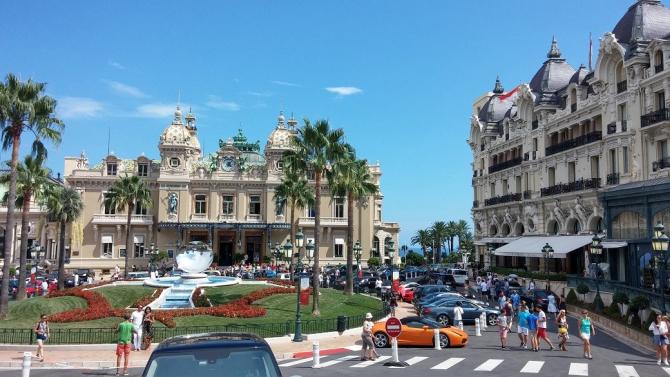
[277,355,670,376]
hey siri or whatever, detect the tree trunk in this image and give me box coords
[0,132,22,320]
[17,193,31,300]
[289,203,295,280]
[344,192,354,295]
[57,221,66,290]
[311,171,321,315]
[125,204,134,279]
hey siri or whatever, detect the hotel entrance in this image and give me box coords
[246,234,262,264]
[218,234,235,267]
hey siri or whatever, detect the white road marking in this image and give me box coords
[351,355,391,368]
[389,356,429,368]
[520,360,544,373]
[317,355,358,367]
[279,356,325,367]
[663,366,670,375]
[615,365,639,377]
[474,359,504,371]
[568,363,589,376]
[431,357,465,370]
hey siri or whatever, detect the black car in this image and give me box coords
[0,279,18,299]
[417,273,457,287]
[522,289,552,311]
[74,268,95,281]
[412,285,457,304]
[142,332,282,377]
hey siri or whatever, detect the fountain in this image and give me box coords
[143,241,240,309]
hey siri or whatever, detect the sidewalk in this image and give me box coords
[0,297,414,370]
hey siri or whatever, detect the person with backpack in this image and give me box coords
[34,314,50,362]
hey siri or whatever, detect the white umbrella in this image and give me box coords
[508,274,519,278]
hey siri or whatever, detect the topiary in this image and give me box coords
[566,289,579,304]
[607,301,621,318]
[612,291,629,316]
[576,283,590,302]
[630,295,650,312]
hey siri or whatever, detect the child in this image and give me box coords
[497,310,508,349]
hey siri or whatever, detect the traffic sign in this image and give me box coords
[385,317,402,338]
[385,270,390,276]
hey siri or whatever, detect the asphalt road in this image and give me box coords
[1,314,664,377]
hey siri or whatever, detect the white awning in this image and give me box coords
[133,235,145,244]
[101,235,113,244]
[602,241,628,249]
[493,236,593,258]
[474,237,519,246]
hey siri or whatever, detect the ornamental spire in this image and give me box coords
[492,76,504,94]
[547,36,562,59]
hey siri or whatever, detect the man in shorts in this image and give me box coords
[517,304,530,348]
[536,306,555,351]
[528,308,539,352]
[115,313,137,376]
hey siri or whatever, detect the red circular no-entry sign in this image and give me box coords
[385,317,402,338]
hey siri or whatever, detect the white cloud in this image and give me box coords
[57,97,104,118]
[271,80,300,87]
[136,103,179,118]
[104,80,149,98]
[326,87,362,96]
[206,96,240,111]
[108,60,125,69]
[248,91,273,97]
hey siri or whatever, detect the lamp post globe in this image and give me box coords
[590,234,603,311]
[354,240,362,294]
[652,221,669,315]
[487,244,495,275]
[306,240,315,268]
[291,229,306,342]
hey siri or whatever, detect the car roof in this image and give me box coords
[154,332,268,352]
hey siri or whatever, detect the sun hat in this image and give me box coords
[365,312,373,319]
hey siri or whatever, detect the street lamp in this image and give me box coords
[589,235,603,311]
[652,221,669,315]
[542,243,554,291]
[354,240,362,294]
[273,241,282,270]
[283,239,293,281]
[292,228,305,342]
[306,240,314,267]
[386,239,395,300]
[487,244,495,275]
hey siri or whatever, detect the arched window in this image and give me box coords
[655,51,664,74]
[616,62,627,93]
[573,220,581,234]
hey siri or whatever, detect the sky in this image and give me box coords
[0,0,643,250]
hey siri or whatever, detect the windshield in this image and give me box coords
[420,318,440,328]
[144,349,279,377]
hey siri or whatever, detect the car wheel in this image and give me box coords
[363,286,370,294]
[487,313,498,326]
[436,314,450,327]
[439,333,450,348]
[373,332,389,348]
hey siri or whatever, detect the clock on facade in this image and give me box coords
[222,157,236,171]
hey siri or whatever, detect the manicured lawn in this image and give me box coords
[96,285,156,309]
[2,296,88,329]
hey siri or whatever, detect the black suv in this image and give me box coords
[75,268,95,281]
[142,332,281,377]
[522,289,552,311]
[417,273,457,287]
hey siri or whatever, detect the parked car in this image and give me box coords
[127,271,151,280]
[422,299,500,327]
[1,279,18,299]
[398,282,420,298]
[142,332,282,377]
[445,269,469,285]
[412,285,457,304]
[522,289,552,311]
[402,288,415,303]
[371,316,468,349]
[276,272,291,280]
[25,281,57,297]
[74,268,95,281]
[416,273,457,287]
[420,295,488,315]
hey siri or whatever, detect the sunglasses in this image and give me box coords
[41,317,47,320]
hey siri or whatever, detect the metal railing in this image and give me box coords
[617,80,627,94]
[607,122,617,135]
[545,131,602,156]
[656,64,664,74]
[571,103,577,113]
[523,190,532,199]
[484,193,522,206]
[0,306,390,345]
[606,172,620,185]
[532,120,539,130]
[641,108,670,128]
[540,178,601,197]
[488,157,522,174]
[653,156,670,172]
[566,275,670,314]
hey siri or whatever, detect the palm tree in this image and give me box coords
[0,73,64,320]
[283,118,347,315]
[329,152,378,295]
[274,170,315,254]
[410,229,431,267]
[46,186,83,290]
[0,155,51,299]
[103,175,153,280]
[430,221,449,263]
[446,220,458,254]
[454,219,471,252]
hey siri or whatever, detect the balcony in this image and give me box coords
[299,216,348,226]
[473,170,478,177]
[617,80,627,94]
[523,190,532,199]
[190,213,209,222]
[540,178,601,197]
[245,214,263,223]
[545,131,602,156]
[641,108,670,128]
[92,214,153,225]
[484,193,521,206]
[524,152,529,161]
[473,200,479,208]
[607,122,617,135]
[532,120,539,130]
[570,103,577,113]
[653,157,670,172]
[488,157,522,174]
[480,144,485,152]
[656,64,664,74]
[621,120,627,132]
[606,172,619,185]
[217,214,235,222]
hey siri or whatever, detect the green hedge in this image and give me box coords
[492,267,567,281]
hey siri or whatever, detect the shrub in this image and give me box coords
[367,257,380,267]
[576,283,590,302]
[192,289,210,308]
[566,289,579,304]
[607,301,621,318]
[612,291,629,315]
[630,295,650,313]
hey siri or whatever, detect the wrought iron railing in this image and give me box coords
[523,190,532,199]
[656,64,664,74]
[566,275,670,314]
[607,122,617,135]
[571,103,577,113]
[488,157,522,174]
[606,172,619,185]
[0,306,391,345]
[540,178,601,197]
[653,156,670,172]
[531,120,539,130]
[617,80,627,94]
[484,193,522,206]
[545,131,602,156]
[473,200,479,208]
[641,108,670,128]
[621,120,627,132]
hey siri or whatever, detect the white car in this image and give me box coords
[276,273,291,280]
[445,269,469,285]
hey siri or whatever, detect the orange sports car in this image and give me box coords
[371,316,468,349]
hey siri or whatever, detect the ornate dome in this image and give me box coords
[478,77,515,124]
[266,110,293,149]
[569,64,590,86]
[612,0,670,47]
[159,105,197,147]
[528,37,576,105]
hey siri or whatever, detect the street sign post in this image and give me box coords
[385,317,402,338]
[383,317,408,367]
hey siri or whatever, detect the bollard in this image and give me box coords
[434,328,441,350]
[312,341,320,369]
[475,318,482,336]
[480,313,487,330]
[458,320,463,331]
[22,352,31,377]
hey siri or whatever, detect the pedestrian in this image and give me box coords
[529,279,535,291]
[547,292,557,319]
[360,313,378,361]
[497,309,508,349]
[74,273,79,286]
[556,310,569,351]
[503,298,513,330]
[142,307,155,351]
[325,274,330,288]
[498,291,506,310]
[115,312,137,376]
[558,294,567,312]
[480,279,488,302]
[375,276,383,296]
[40,279,49,296]
[536,305,555,351]
[34,314,50,362]
[454,301,464,325]
[130,305,144,351]
[389,294,398,317]
[649,313,669,365]
[528,307,539,352]
[511,290,520,315]
[318,273,323,288]
[578,309,595,359]
[517,304,529,349]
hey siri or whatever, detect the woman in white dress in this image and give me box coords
[547,293,557,319]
